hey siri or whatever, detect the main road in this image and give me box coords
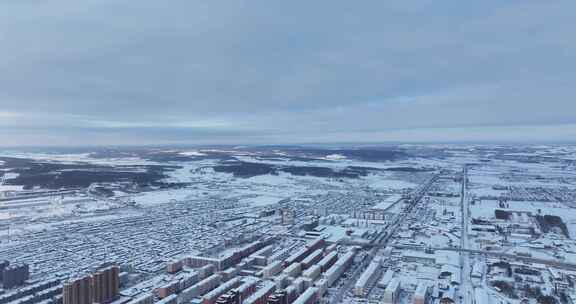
[459,164,473,304]
[332,173,439,303]
[431,247,576,271]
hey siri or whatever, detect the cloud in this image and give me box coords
[0,112,21,119]
[0,0,575,145]
[83,119,232,129]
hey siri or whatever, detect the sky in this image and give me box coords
[0,0,575,146]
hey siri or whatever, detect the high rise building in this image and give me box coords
[63,265,119,304]
[63,276,93,304]
[93,266,120,304]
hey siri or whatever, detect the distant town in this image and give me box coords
[1,145,576,304]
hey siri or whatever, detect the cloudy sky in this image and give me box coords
[1,1,575,146]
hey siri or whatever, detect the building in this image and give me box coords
[353,195,402,220]
[167,260,183,274]
[216,290,240,304]
[302,265,321,281]
[2,263,29,289]
[354,260,381,297]
[301,249,323,270]
[292,288,318,304]
[262,261,282,278]
[267,290,288,304]
[202,277,241,304]
[280,209,295,226]
[317,251,338,272]
[243,281,275,304]
[378,269,395,289]
[323,249,356,286]
[0,279,61,304]
[402,251,436,265]
[63,265,119,304]
[473,288,489,304]
[183,240,270,272]
[0,260,8,283]
[413,282,429,304]
[185,256,222,270]
[282,263,302,278]
[156,281,179,299]
[382,278,401,304]
[179,274,222,302]
[439,287,456,304]
[198,264,216,279]
[93,266,120,304]
[156,294,177,304]
[127,293,154,304]
[63,276,93,304]
[235,276,259,300]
